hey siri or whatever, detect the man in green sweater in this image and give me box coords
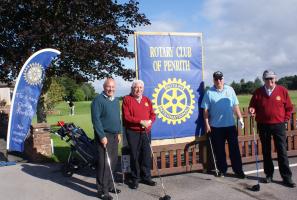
[91,78,122,200]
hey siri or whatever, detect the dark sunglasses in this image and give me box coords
[265,78,274,81]
[214,78,223,81]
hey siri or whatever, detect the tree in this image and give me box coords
[81,82,96,101]
[74,88,86,101]
[254,77,262,89]
[278,75,297,90]
[0,0,150,122]
[230,81,241,94]
[45,78,65,111]
[58,77,79,101]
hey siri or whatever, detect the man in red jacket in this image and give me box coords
[122,80,156,189]
[249,70,295,188]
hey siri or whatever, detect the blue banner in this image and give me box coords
[7,48,61,152]
[135,32,204,140]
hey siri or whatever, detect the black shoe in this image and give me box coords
[129,181,139,189]
[141,179,157,186]
[235,172,246,179]
[109,188,121,194]
[283,179,296,188]
[264,176,272,183]
[217,172,226,177]
[98,194,113,200]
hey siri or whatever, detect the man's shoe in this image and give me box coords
[217,172,226,177]
[264,176,272,183]
[109,188,121,194]
[235,172,246,179]
[98,194,113,200]
[129,181,139,189]
[141,179,157,186]
[283,179,296,188]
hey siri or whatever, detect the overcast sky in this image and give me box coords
[93,0,297,96]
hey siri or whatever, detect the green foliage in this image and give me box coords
[58,77,78,101]
[231,75,297,95]
[0,0,150,84]
[81,82,96,101]
[278,75,297,90]
[74,88,85,101]
[45,78,65,110]
[254,77,262,88]
[57,77,96,101]
[231,77,263,94]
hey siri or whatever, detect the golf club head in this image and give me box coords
[159,195,171,200]
[248,184,260,192]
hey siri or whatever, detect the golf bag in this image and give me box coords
[54,121,97,177]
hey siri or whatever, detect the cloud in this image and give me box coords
[201,0,297,85]
[109,0,297,91]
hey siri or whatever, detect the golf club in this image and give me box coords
[249,118,260,192]
[208,136,219,176]
[105,147,119,200]
[144,132,171,200]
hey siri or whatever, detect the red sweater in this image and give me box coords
[249,85,293,124]
[122,95,156,132]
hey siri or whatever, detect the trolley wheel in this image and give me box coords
[62,163,74,177]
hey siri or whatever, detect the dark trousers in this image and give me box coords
[210,126,243,174]
[95,134,118,194]
[126,129,152,182]
[257,123,292,181]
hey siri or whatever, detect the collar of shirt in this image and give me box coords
[102,92,114,101]
[264,85,276,96]
[213,84,225,92]
[135,96,142,103]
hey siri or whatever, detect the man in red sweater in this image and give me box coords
[249,70,295,188]
[122,80,156,189]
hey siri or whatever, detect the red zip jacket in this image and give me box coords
[122,94,156,133]
[249,85,293,124]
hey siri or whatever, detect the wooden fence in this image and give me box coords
[151,107,297,176]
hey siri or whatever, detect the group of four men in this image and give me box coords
[91,70,295,200]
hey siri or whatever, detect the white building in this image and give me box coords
[0,82,14,106]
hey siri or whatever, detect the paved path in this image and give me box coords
[0,158,297,200]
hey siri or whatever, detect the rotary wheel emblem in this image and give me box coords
[152,78,195,125]
[24,62,43,85]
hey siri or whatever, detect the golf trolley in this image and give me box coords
[52,121,97,177]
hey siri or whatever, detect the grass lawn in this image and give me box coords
[33,101,93,162]
[39,90,297,162]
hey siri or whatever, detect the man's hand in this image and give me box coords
[238,118,244,129]
[249,107,256,117]
[140,120,151,128]
[117,134,121,143]
[100,137,108,147]
[205,123,211,134]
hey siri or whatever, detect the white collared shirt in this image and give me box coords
[135,96,142,103]
[264,85,276,96]
[102,92,114,101]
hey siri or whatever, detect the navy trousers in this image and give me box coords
[126,129,152,182]
[210,126,243,174]
[95,133,118,195]
[257,123,292,181]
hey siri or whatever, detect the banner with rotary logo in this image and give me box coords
[135,32,204,140]
[7,48,61,152]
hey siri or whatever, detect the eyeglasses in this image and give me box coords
[265,78,274,81]
[214,78,223,81]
